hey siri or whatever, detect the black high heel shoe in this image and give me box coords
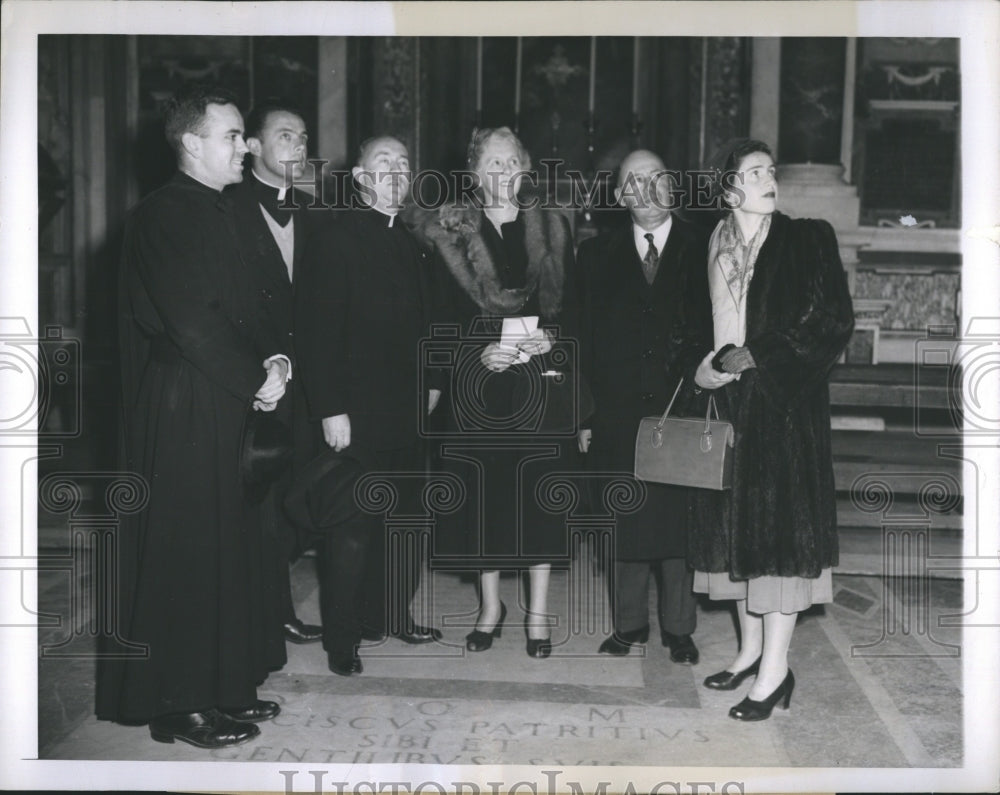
[703,656,761,690]
[524,621,552,659]
[466,602,506,652]
[728,669,795,721]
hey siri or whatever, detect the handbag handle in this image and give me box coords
[655,379,718,427]
[654,379,720,453]
[654,379,685,430]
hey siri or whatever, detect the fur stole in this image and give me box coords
[419,202,569,319]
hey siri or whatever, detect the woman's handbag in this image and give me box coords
[634,379,734,490]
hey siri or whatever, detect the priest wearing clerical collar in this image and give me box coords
[227,103,324,648]
[295,136,444,676]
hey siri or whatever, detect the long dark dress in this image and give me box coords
[426,208,580,569]
[97,173,286,722]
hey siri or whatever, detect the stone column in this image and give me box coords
[775,37,860,229]
[772,37,863,296]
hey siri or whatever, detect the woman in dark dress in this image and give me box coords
[689,139,854,720]
[420,127,580,658]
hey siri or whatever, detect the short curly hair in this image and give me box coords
[465,126,532,172]
[163,84,240,155]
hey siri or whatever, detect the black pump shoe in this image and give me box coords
[703,656,761,690]
[466,602,507,652]
[524,620,552,659]
[525,635,552,658]
[729,670,795,721]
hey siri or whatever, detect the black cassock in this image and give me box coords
[97,172,286,723]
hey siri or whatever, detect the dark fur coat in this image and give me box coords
[417,200,571,322]
[688,212,855,579]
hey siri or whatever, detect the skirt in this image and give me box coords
[693,568,833,615]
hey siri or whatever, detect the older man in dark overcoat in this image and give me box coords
[577,149,712,662]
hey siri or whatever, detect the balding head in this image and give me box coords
[356,136,409,171]
[617,149,666,188]
[615,148,673,230]
[352,135,411,213]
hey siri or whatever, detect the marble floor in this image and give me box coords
[37,543,964,771]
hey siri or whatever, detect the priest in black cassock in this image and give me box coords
[295,136,443,676]
[96,86,290,749]
[227,102,323,645]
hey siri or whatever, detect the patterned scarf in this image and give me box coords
[710,212,771,311]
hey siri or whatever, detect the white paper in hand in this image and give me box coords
[499,316,539,363]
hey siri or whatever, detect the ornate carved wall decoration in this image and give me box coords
[372,36,418,149]
[703,37,751,161]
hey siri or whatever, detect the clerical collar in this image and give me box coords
[251,170,293,226]
[360,203,398,228]
[251,169,289,201]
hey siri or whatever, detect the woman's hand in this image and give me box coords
[517,328,554,357]
[720,346,756,374]
[481,342,519,372]
[695,350,737,390]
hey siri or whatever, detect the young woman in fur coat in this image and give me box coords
[689,138,855,720]
[418,127,581,659]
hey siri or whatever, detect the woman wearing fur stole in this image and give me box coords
[418,127,582,659]
[689,138,854,720]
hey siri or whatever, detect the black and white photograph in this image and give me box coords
[1,1,998,792]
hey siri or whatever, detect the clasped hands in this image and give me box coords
[481,329,554,372]
[694,346,756,390]
[252,357,289,411]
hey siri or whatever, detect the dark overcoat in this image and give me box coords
[418,203,581,567]
[576,217,712,560]
[294,206,440,453]
[688,212,855,579]
[97,172,287,723]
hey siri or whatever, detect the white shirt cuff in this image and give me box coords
[264,354,293,381]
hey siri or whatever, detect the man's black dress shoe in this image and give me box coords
[703,656,761,690]
[393,624,443,645]
[661,631,700,664]
[149,709,260,748]
[360,626,386,642]
[218,700,281,723]
[328,649,363,676]
[284,618,323,644]
[598,625,650,656]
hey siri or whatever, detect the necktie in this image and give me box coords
[642,232,659,285]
